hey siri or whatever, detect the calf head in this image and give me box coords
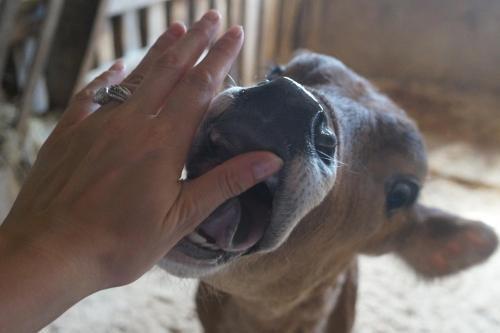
[160,52,497,304]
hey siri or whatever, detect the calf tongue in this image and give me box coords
[198,198,263,252]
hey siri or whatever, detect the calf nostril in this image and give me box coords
[208,130,233,158]
[312,112,336,165]
[236,88,249,99]
[209,130,222,145]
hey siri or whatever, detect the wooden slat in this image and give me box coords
[106,0,168,16]
[292,0,320,51]
[0,0,22,99]
[146,2,168,45]
[17,0,65,140]
[259,0,280,73]
[213,0,228,31]
[306,0,322,50]
[121,10,142,56]
[171,0,189,24]
[277,0,300,63]
[111,16,123,57]
[192,0,210,21]
[229,0,245,26]
[94,18,115,65]
[12,40,33,89]
[187,0,194,24]
[255,0,265,74]
[228,0,243,83]
[46,0,105,108]
[241,0,261,84]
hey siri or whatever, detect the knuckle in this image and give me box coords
[211,41,233,59]
[185,69,215,93]
[189,25,211,45]
[123,72,143,88]
[73,88,94,103]
[155,51,182,71]
[218,170,246,199]
[150,33,170,53]
[177,194,202,228]
[95,70,113,84]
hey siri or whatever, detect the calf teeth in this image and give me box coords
[265,174,279,196]
[200,243,221,251]
[188,231,221,251]
[188,232,208,244]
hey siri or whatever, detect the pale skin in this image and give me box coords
[0,11,282,333]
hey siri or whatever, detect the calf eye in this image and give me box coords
[313,112,336,165]
[386,180,419,212]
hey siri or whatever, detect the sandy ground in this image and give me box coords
[1,84,499,332]
[37,141,500,333]
[37,168,499,333]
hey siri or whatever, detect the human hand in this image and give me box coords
[1,11,282,291]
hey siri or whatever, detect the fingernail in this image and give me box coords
[227,25,243,39]
[252,156,283,182]
[203,10,220,23]
[110,60,125,71]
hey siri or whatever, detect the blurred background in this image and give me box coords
[1,0,499,332]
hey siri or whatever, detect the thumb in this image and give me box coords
[177,151,283,229]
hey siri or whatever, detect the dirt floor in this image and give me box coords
[1,81,499,332]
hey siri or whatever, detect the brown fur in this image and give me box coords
[194,52,498,332]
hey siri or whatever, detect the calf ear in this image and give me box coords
[396,205,498,278]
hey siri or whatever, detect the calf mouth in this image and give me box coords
[172,150,283,265]
[162,77,338,276]
[175,182,278,263]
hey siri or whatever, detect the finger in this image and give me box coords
[157,25,244,166]
[121,22,186,93]
[57,62,126,129]
[129,10,222,114]
[171,152,283,234]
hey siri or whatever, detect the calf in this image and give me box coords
[160,52,498,332]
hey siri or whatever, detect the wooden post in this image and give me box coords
[192,0,210,21]
[171,0,190,25]
[121,10,143,56]
[228,0,244,83]
[213,0,228,32]
[241,0,261,84]
[45,0,106,109]
[95,17,116,65]
[259,0,280,73]
[277,0,301,63]
[17,0,64,141]
[0,0,22,100]
[146,2,168,45]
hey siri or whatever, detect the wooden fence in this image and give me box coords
[78,0,323,89]
[0,0,324,143]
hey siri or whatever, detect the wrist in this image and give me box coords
[0,223,104,332]
[0,214,105,296]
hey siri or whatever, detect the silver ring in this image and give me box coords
[93,84,132,106]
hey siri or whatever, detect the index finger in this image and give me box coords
[157,25,244,167]
[121,22,186,93]
[129,10,222,115]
